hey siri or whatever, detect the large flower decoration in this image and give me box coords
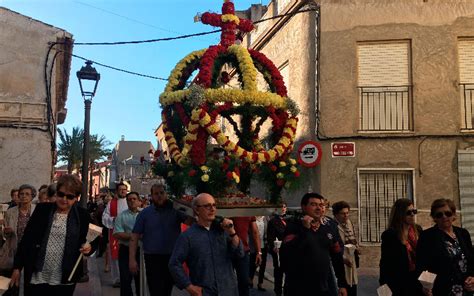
[155,0,300,202]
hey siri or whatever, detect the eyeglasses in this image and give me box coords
[434,210,454,219]
[57,191,77,200]
[196,203,217,210]
[406,209,418,216]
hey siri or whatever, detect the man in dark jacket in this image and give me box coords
[280,193,347,296]
[267,203,287,296]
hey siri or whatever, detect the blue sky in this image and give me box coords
[1,0,260,148]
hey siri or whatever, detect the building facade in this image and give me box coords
[109,138,157,195]
[0,8,72,201]
[242,0,474,266]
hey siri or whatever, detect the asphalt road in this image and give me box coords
[74,255,379,296]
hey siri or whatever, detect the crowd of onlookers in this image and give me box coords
[2,177,474,296]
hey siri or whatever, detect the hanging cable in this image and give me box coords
[71,8,317,46]
[71,54,169,81]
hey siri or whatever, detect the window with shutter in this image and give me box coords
[458,39,474,130]
[358,169,414,244]
[357,41,413,132]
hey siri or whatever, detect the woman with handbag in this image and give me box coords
[0,184,37,274]
[9,174,95,296]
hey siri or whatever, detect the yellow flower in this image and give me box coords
[164,49,205,92]
[201,174,209,182]
[216,133,227,144]
[289,158,297,165]
[181,147,189,156]
[168,171,175,177]
[221,14,240,24]
[290,166,297,173]
[200,166,209,172]
[232,172,240,183]
[276,173,284,179]
[279,161,287,167]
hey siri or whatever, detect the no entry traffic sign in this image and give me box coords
[297,140,322,168]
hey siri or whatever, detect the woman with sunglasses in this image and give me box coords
[417,198,474,296]
[9,174,95,295]
[379,198,425,296]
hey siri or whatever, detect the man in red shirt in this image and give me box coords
[231,216,262,296]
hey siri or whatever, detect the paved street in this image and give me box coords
[75,255,379,296]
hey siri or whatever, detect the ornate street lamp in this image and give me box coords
[77,61,100,208]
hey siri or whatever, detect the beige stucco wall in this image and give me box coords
[243,1,319,204]
[0,8,72,201]
[317,0,474,266]
[243,0,474,267]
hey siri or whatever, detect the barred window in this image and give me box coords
[358,169,414,244]
[458,150,474,238]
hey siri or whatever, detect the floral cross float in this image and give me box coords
[155,0,301,205]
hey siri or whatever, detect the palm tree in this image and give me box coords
[89,134,112,165]
[57,127,83,174]
[57,127,112,175]
[88,135,112,197]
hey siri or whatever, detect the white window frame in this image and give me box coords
[357,168,416,246]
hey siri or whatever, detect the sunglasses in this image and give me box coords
[406,209,418,216]
[196,203,217,210]
[434,210,453,219]
[57,191,77,200]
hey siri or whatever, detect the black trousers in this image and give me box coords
[347,284,357,296]
[269,250,283,295]
[249,247,268,285]
[144,253,174,296]
[26,283,76,296]
[118,244,140,296]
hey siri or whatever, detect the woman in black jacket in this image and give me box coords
[417,198,474,296]
[10,174,95,296]
[379,198,425,296]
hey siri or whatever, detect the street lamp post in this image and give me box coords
[77,61,100,208]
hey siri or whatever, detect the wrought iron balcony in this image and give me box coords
[461,83,474,130]
[359,85,413,132]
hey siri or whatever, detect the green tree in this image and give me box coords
[89,134,112,165]
[57,127,83,174]
[57,127,112,174]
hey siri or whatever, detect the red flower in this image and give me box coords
[294,171,300,177]
[222,163,229,171]
[270,165,277,172]
[226,171,233,180]
[189,169,197,177]
[151,161,156,166]
[154,150,161,158]
[148,149,153,154]
[276,179,285,187]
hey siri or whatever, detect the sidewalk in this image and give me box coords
[75,256,379,296]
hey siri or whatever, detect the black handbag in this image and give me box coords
[3,285,19,296]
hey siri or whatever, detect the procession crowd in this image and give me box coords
[1,176,474,296]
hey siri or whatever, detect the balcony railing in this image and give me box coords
[359,86,413,132]
[461,83,474,130]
